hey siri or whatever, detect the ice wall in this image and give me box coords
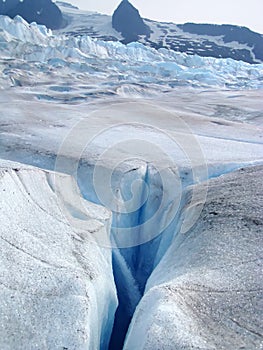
[0,161,118,350]
[124,165,263,350]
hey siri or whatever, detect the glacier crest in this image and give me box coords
[0,15,263,92]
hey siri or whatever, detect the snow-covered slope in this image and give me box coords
[56,1,263,65]
[0,160,117,349]
[1,1,262,64]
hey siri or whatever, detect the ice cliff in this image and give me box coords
[124,165,263,349]
[0,160,117,349]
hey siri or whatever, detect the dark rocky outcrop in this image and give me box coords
[177,23,263,63]
[0,0,18,13]
[112,0,150,43]
[0,0,63,29]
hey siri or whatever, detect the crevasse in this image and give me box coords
[76,160,255,349]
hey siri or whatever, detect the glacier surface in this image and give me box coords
[0,13,262,350]
[0,14,263,98]
[0,160,117,350]
[124,165,263,350]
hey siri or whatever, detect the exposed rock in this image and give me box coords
[0,0,18,13]
[0,0,63,29]
[56,4,263,64]
[112,0,150,43]
[177,23,263,64]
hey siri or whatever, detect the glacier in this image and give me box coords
[0,13,263,350]
[124,165,263,350]
[0,160,117,350]
[0,14,263,96]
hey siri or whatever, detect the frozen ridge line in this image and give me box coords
[0,15,263,91]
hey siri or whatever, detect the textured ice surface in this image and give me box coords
[0,160,117,350]
[0,14,263,97]
[0,88,262,349]
[0,11,263,350]
[124,165,263,350]
[0,89,262,169]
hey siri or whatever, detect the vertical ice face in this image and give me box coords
[108,163,185,349]
[123,165,263,350]
[0,162,118,350]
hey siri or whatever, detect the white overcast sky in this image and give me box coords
[68,0,263,33]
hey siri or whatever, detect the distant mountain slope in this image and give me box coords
[141,20,263,64]
[0,0,63,29]
[112,0,150,43]
[56,1,263,64]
